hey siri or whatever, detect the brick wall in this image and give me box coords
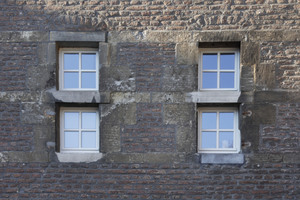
[0,0,299,31]
[0,103,33,151]
[261,41,300,89]
[117,42,176,91]
[122,103,176,153]
[0,43,37,91]
[260,103,300,152]
[1,162,299,199]
[0,0,299,199]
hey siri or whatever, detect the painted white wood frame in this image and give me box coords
[60,107,99,153]
[198,107,241,154]
[198,48,240,91]
[59,48,99,91]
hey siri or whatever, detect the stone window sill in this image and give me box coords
[200,153,244,164]
[186,91,241,103]
[56,152,103,163]
[48,89,110,104]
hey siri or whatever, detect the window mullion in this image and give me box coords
[200,53,203,89]
[79,111,82,149]
[216,111,219,149]
[235,51,238,90]
[79,52,82,89]
[62,53,65,89]
[217,52,220,89]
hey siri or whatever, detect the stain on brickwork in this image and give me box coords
[0,0,299,199]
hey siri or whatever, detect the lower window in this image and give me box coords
[198,107,240,153]
[60,107,99,153]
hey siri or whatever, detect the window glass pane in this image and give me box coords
[81,72,96,89]
[64,72,79,88]
[64,53,79,70]
[202,53,217,70]
[220,72,234,88]
[202,72,217,88]
[220,53,235,70]
[219,131,233,148]
[219,112,234,129]
[64,131,79,148]
[201,131,216,148]
[82,112,97,129]
[82,53,96,70]
[64,112,79,129]
[202,112,217,129]
[82,131,97,148]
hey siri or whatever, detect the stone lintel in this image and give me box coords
[50,31,106,42]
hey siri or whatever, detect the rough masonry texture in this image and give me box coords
[0,0,299,199]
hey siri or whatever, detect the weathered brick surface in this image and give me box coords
[0,162,299,199]
[0,0,299,199]
[0,42,37,91]
[260,103,300,152]
[117,43,176,91]
[0,103,33,151]
[260,41,300,89]
[0,0,299,31]
[122,103,176,153]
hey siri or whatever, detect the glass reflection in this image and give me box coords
[81,72,96,89]
[64,53,79,70]
[64,131,79,148]
[82,112,97,129]
[82,53,96,70]
[82,131,96,148]
[220,53,235,70]
[64,112,79,129]
[202,131,217,148]
[219,132,233,148]
[202,112,217,129]
[64,72,79,88]
[202,54,217,70]
[202,72,217,88]
[219,112,234,129]
[220,72,234,88]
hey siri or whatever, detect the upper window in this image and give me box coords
[198,107,240,153]
[60,107,99,153]
[59,48,99,91]
[199,49,239,91]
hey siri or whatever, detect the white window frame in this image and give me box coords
[59,48,99,91]
[198,107,240,154]
[60,107,100,153]
[198,48,240,91]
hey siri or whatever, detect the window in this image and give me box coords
[60,107,99,153]
[198,107,240,153]
[59,48,99,90]
[199,49,239,91]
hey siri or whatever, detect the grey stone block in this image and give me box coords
[201,154,244,164]
[50,31,106,42]
[48,89,110,103]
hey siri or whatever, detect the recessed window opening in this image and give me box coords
[198,107,240,153]
[199,49,239,91]
[59,48,99,90]
[60,107,99,153]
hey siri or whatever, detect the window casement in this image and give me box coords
[199,49,239,91]
[59,48,99,91]
[198,107,240,154]
[60,107,99,153]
